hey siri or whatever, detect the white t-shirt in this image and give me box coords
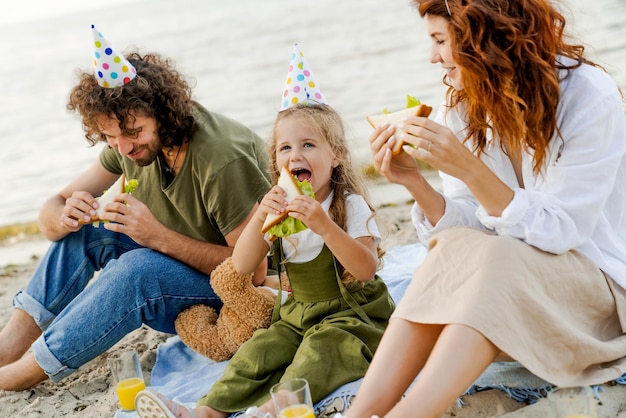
[266,192,381,264]
[411,57,626,289]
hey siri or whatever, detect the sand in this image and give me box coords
[1,199,625,418]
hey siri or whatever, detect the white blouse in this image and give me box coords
[411,57,626,289]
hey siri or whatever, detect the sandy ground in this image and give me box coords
[1,196,625,417]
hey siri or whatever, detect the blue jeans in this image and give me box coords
[13,226,221,382]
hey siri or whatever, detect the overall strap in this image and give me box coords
[270,239,284,324]
[332,256,375,327]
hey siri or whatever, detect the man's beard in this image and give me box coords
[129,140,163,167]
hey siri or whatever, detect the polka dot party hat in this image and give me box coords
[91,24,136,88]
[280,43,327,111]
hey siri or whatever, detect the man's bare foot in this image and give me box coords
[0,309,42,367]
[0,353,47,391]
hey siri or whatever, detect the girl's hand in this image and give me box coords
[256,185,289,223]
[285,195,332,236]
[369,123,424,187]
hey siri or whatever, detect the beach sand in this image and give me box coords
[1,192,625,417]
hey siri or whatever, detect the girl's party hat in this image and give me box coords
[91,24,137,88]
[279,43,327,111]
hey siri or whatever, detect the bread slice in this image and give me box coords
[84,174,126,223]
[261,166,303,234]
[367,104,433,155]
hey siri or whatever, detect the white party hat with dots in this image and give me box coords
[91,24,137,88]
[279,43,327,111]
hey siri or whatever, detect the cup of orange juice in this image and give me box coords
[107,348,146,411]
[270,378,315,418]
[547,386,597,418]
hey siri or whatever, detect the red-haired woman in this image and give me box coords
[347,0,626,416]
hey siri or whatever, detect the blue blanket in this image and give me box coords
[115,243,624,417]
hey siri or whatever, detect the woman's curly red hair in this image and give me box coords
[416,0,600,173]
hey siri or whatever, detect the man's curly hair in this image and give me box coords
[67,52,195,147]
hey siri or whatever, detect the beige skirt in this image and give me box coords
[392,227,626,387]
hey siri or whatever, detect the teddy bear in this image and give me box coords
[174,257,278,362]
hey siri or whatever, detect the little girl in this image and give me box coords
[135,103,395,418]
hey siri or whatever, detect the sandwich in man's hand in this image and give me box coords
[85,174,139,224]
[261,166,315,241]
[367,95,433,155]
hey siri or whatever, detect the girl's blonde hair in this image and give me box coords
[269,103,384,285]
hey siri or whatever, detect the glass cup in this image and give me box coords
[270,378,315,418]
[547,386,597,418]
[107,348,146,411]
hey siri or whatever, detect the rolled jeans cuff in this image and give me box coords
[32,336,76,383]
[13,290,56,331]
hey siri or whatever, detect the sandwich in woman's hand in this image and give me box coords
[367,95,432,155]
[86,174,139,224]
[261,166,315,241]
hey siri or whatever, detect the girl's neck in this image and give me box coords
[315,185,333,203]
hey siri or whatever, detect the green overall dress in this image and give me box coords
[197,243,395,412]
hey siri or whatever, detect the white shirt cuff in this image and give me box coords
[476,188,528,232]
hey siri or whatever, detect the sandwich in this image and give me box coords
[261,166,315,241]
[86,174,139,224]
[367,96,432,155]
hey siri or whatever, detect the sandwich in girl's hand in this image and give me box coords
[261,166,315,241]
[367,94,432,155]
[86,174,139,224]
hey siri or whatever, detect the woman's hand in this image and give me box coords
[399,116,514,218]
[397,116,479,182]
[369,123,424,188]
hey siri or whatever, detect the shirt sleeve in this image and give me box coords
[475,70,626,254]
[206,157,271,236]
[346,194,381,245]
[99,146,123,175]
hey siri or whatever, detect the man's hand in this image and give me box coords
[100,194,165,247]
[62,191,99,231]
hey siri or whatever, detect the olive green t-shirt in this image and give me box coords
[99,103,271,246]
